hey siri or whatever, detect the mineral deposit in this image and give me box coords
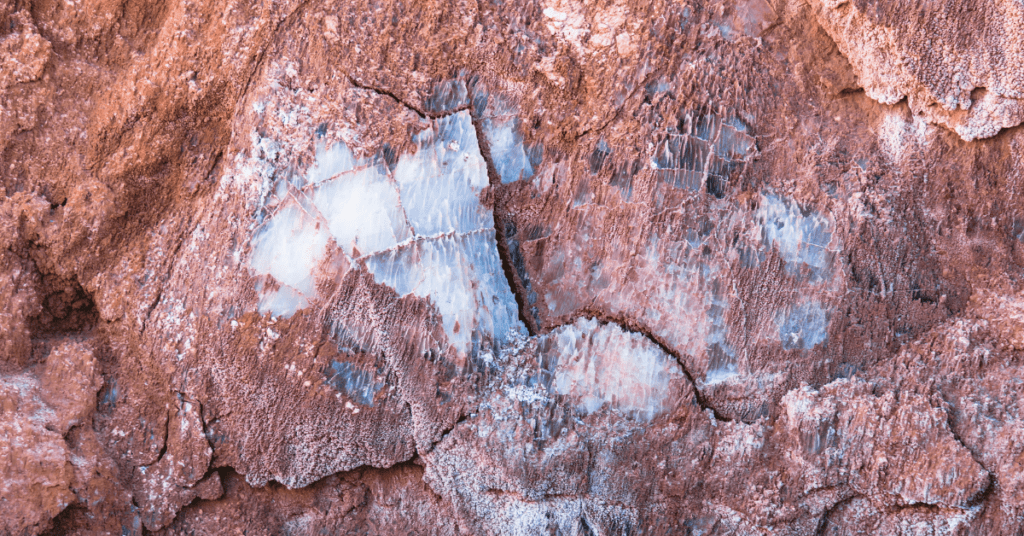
[2,0,1024,534]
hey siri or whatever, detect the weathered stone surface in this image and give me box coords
[2,0,1024,533]
[807,0,1024,140]
[0,342,103,535]
[0,379,74,536]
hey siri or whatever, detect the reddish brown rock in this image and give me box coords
[1,0,1024,533]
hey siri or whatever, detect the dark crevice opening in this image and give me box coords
[29,273,99,338]
[467,88,540,337]
[24,268,101,367]
[40,504,92,536]
[549,309,732,422]
[814,494,861,536]
[347,76,471,121]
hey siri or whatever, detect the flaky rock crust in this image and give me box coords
[2,0,1024,534]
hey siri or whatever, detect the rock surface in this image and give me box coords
[1,0,1024,533]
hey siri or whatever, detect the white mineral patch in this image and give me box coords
[310,165,411,258]
[704,362,739,385]
[757,194,838,279]
[305,140,356,185]
[776,300,829,350]
[364,230,521,354]
[257,284,309,320]
[247,111,523,354]
[393,114,491,235]
[484,119,533,184]
[249,200,330,304]
[547,318,683,421]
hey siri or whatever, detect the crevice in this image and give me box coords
[140,217,190,336]
[549,308,732,422]
[811,491,970,532]
[482,487,582,503]
[814,493,861,536]
[28,271,99,339]
[353,228,493,263]
[197,149,224,192]
[347,76,471,120]
[141,289,162,332]
[25,252,100,368]
[578,514,596,536]
[461,77,727,420]
[150,406,172,466]
[237,0,312,103]
[467,85,540,336]
[966,472,997,509]
[574,70,659,141]
[424,403,473,457]
[40,504,91,536]
[939,397,996,508]
[893,500,944,514]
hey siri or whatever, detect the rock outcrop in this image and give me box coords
[2,0,1024,533]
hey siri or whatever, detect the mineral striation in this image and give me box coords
[2,0,1024,533]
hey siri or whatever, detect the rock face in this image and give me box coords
[1,0,1024,533]
[808,0,1024,141]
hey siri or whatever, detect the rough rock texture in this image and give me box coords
[0,341,102,535]
[808,0,1024,140]
[2,0,1024,533]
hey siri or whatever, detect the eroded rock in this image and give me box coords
[2,0,1024,533]
[808,0,1024,140]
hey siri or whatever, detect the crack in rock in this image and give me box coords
[466,81,731,422]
